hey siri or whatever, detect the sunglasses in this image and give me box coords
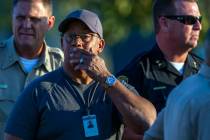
[163,15,202,25]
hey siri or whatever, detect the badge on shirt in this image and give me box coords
[153,86,166,90]
[82,115,99,137]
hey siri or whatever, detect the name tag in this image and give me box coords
[82,115,99,137]
[153,86,166,90]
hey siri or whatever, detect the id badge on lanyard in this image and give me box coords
[68,81,100,138]
[82,114,99,137]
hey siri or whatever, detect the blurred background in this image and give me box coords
[0,0,209,73]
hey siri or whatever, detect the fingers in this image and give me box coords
[68,47,110,81]
[69,48,89,64]
[69,48,93,69]
[70,47,94,56]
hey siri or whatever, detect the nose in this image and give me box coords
[23,18,32,28]
[70,36,84,48]
[193,20,202,31]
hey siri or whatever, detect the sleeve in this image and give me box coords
[143,109,164,140]
[4,83,39,140]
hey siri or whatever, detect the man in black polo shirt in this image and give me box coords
[4,9,156,140]
[118,0,203,139]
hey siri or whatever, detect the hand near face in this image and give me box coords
[69,47,110,81]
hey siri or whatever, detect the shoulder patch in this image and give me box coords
[117,75,134,90]
[48,47,64,57]
[117,75,128,84]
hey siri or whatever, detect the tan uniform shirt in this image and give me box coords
[0,36,63,140]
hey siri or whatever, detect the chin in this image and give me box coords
[191,42,198,48]
[186,41,198,49]
[16,42,34,48]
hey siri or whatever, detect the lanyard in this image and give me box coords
[66,80,99,115]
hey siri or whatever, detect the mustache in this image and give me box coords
[18,28,35,35]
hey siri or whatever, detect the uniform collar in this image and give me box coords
[150,44,200,76]
[150,45,169,69]
[199,64,210,79]
[185,53,200,70]
[35,41,52,72]
[1,36,52,72]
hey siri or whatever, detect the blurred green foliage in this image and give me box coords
[0,0,209,45]
[50,0,210,45]
[55,0,154,45]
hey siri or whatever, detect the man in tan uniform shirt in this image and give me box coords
[0,0,63,139]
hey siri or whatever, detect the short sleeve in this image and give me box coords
[4,83,39,140]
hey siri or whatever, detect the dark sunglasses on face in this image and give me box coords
[163,15,202,25]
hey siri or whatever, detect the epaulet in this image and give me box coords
[47,47,62,54]
[48,47,61,52]
[47,47,64,59]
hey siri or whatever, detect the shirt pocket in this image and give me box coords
[0,83,16,123]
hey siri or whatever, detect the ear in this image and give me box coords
[47,16,55,30]
[158,16,169,32]
[97,39,105,54]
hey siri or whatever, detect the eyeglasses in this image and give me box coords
[163,15,202,25]
[63,33,100,43]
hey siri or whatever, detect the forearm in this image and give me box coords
[105,80,156,134]
[72,51,157,133]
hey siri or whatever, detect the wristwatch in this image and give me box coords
[105,74,117,87]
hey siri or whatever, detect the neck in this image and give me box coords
[63,63,93,85]
[156,36,190,62]
[160,48,189,62]
[15,43,44,59]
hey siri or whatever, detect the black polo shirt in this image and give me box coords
[117,44,203,112]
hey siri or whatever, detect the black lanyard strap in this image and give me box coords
[66,80,99,115]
